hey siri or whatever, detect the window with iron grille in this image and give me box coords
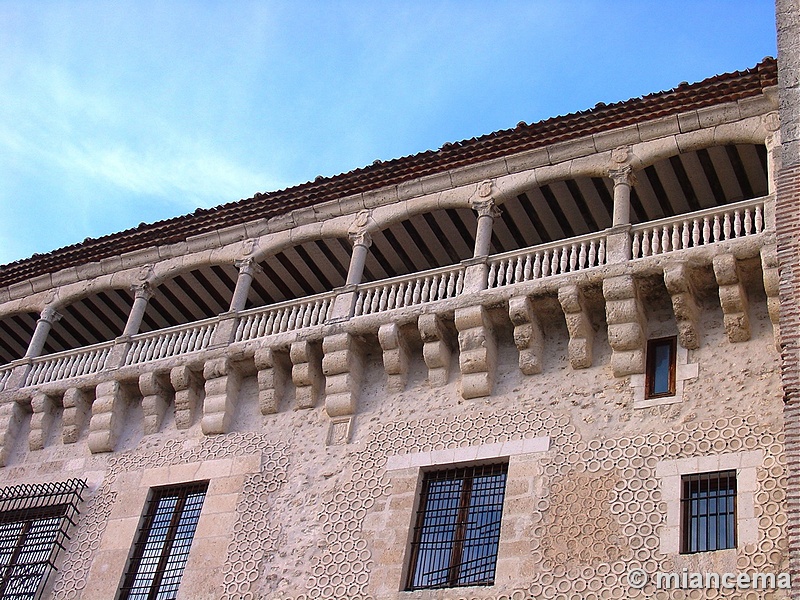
[681,470,736,553]
[406,463,507,590]
[0,478,87,600]
[118,482,208,600]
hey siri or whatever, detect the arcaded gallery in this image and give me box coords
[1,12,800,600]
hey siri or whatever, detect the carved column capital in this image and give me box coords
[39,305,62,324]
[470,198,502,219]
[348,230,372,248]
[131,281,154,301]
[608,165,636,187]
[234,257,262,277]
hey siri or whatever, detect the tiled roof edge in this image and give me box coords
[0,57,778,289]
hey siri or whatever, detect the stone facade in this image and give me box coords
[0,35,796,600]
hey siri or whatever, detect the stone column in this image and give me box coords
[609,165,635,227]
[346,231,372,286]
[464,192,501,292]
[471,197,501,258]
[230,258,261,312]
[24,305,61,358]
[122,282,153,336]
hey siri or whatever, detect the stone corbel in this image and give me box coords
[713,254,751,343]
[761,246,781,349]
[62,387,91,443]
[663,262,702,349]
[603,275,647,376]
[0,401,26,466]
[88,379,128,453]
[558,284,595,369]
[378,322,413,392]
[139,371,172,435]
[418,313,454,387]
[170,366,202,429]
[29,391,58,451]
[254,347,290,415]
[508,296,544,375]
[290,340,324,409]
[454,305,497,399]
[201,357,242,435]
[323,333,366,417]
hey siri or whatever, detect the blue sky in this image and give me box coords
[0,1,777,266]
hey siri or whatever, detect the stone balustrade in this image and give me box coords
[631,197,765,259]
[124,320,217,366]
[487,231,607,288]
[0,366,11,392]
[26,342,114,387]
[234,292,335,342]
[353,265,465,317]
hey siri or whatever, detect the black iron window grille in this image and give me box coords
[681,470,737,553]
[0,478,88,600]
[118,482,208,600]
[406,463,507,590]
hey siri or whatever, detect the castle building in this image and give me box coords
[0,8,798,600]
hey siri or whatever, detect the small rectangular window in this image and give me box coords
[681,470,736,553]
[119,482,208,600]
[646,337,676,398]
[406,463,507,590]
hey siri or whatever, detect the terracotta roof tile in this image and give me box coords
[0,58,778,289]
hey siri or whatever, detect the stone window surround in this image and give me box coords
[655,450,763,555]
[631,343,698,409]
[382,436,550,596]
[385,437,550,472]
[82,454,260,600]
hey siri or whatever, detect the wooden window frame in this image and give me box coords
[645,336,677,399]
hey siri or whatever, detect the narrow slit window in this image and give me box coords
[646,337,677,398]
[406,463,507,590]
[681,470,737,553]
[119,482,208,600]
